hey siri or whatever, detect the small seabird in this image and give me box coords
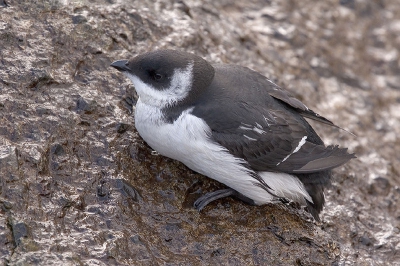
[111,49,355,221]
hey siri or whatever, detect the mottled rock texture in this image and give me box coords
[1,0,399,265]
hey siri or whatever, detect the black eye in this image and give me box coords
[148,70,163,81]
[154,73,162,80]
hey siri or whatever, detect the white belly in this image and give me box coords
[134,99,311,205]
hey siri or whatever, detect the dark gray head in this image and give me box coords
[111,49,215,107]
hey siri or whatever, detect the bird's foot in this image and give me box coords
[194,188,256,211]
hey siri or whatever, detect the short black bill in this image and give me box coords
[110,60,130,72]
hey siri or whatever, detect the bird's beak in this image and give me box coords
[110,60,130,72]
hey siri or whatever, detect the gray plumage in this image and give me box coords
[111,49,355,220]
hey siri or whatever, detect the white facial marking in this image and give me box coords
[124,62,194,108]
[277,136,308,166]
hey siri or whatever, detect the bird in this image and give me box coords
[110,49,355,221]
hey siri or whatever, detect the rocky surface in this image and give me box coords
[1,0,399,265]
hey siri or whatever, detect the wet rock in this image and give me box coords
[1,0,400,265]
[71,15,87,24]
[176,0,192,18]
[386,76,400,90]
[130,235,141,244]
[340,0,355,9]
[75,96,98,114]
[115,179,139,201]
[359,235,374,246]
[9,219,29,246]
[0,145,18,170]
[0,0,8,8]
[19,145,42,165]
[116,122,130,134]
[0,218,12,262]
[50,143,65,156]
[121,94,137,113]
[2,201,13,210]
[97,179,110,198]
[211,247,225,257]
[26,70,56,90]
[368,176,391,196]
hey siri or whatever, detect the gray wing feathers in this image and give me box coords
[276,143,356,173]
[268,87,339,128]
[192,65,355,174]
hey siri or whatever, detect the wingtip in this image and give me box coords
[294,145,356,173]
[340,127,357,137]
[298,109,357,137]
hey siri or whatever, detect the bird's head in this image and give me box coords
[111,49,215,108]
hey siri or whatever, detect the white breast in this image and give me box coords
[134,98,312,205]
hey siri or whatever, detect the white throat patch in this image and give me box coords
[124,62,194,108]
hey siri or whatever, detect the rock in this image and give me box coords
[9,219,29,246]
[75,96,98,114]
[0,0,399,265]
[116,122,130,134]
[0,0,9,7]
[71,15,87,25]
[50,143,65,156]
[0,145,18,171]
[368,176,391,196]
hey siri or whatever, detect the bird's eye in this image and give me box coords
[148,70,163,81]
[154,73,162,80]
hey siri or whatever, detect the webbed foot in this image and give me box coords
[194,188,256,211]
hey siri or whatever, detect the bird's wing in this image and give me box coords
[197,104,353,173]
[191,65,355,173]
[266,85,356,134]
[267,87,338,127]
